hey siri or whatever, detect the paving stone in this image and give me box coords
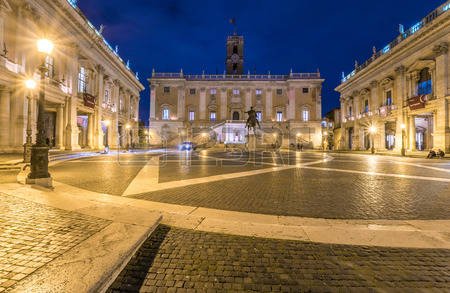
[108,225,450,291]
[0,193,110,291]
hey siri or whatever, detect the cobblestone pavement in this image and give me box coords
[109,225,450,292]
[49,153,156,195]
[133,167,450,220]
[0,193,111,291]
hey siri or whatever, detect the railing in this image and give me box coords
[152,72,321,80]
[341,0,450,83]
[65,0,139,80]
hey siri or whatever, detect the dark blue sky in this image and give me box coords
[78,0,445,123]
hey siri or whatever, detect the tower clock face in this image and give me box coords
[231,53,239,63]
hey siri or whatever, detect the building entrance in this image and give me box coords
[415,116,433,151]
[232,111,240,120]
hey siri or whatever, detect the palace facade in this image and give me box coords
[0,0,144,153]
[148,35,325,148]
[336,1,450,153]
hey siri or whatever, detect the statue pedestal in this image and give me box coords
[248,134,256,152]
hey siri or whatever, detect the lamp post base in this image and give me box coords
[23,143,32,163]
[401,148,406,156]
[27,145,52,188]
[25,177,53,188]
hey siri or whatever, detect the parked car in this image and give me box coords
[178,141,196,151]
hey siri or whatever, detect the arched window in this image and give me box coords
[418,68,432,95]
[302,107,310,122]
[162,107,170,120]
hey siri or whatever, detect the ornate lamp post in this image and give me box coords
[23,79,37,163]
[27,39,54,187]
[369,126,377,154]
[401,123,406,156]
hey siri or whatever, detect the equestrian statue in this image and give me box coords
[245,106,261,133]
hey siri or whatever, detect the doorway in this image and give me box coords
[232,111,240,120]
[414,116,433,151]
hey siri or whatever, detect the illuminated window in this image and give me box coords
[210,111,216,121]
[162,108,170,120]
[255,89,262,96]
[78,67,87,93]
[386,90,392,106]
[104,89,109,104]
[256,111,262,121]
[233,89,240,95]
[276,111,283,122]
[210,88,217,95]
[364,99,369,113]
[302,108,310,121]
[188,111,195,121]
[418,68,432,95]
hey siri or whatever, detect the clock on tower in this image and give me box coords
[225,35,244,75]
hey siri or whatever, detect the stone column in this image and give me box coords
[265,88,272,121]
[111,80,120,148]
[0,87,11,148]
[287,87,295,120]
[150,85,156,120]
[96,66,105,149]
[370,81,378,110]
[65,96,80,150]
[245,88,252,111]
[394,66,406,151]
[56,104,64,149]
[87,113,94,148]
[316,86,322,121]
[199,88,206,120]
[9,90,26,149]
[177,86,185,120]
[434,43,448,99]
[220,88,227,120]
[408,115,416,151]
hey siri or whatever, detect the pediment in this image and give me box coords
[408,59,435,72]
[380,77,394,87]
[359,88,370,96]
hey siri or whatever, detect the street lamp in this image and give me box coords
[23,79,37,163]
[27,38,54,187]
[369,125,377,154]
[401,123,406,156]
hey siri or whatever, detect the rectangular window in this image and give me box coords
[349,106,353,116]
[364,100,369,112]
[233,89,240,95]
[45,56,54,78]
[190,88,196,95]
[255,89,262,96]
[276,111,283,122]
[210,88,217,95]
[104,89,109,103]
[188,111,195,121]
[162,109,170,120]
[386,90,392,106]
[210,111,216,121]
[78,67,87,93]
[164,86,170,93]
[276,89,283,95]
[256,111,262,121]
[302,88,309,93]
[302,109,310,121]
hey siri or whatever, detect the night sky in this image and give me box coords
[78,0,445,124]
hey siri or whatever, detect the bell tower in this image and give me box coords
[225,35,244,75]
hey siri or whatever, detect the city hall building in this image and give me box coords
[336,1,450,153]
[0,0,144,153]
[148,34,324,148]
